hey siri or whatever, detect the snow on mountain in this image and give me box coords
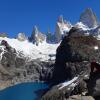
[73,22,100,39]
[54,8,100,41]
[58,77,78,90]
[0,46,6,61]
[0,37,59,61]
[74,22,90,31]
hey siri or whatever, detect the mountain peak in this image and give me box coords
[85,8,93,13]
[58,15,64,23]
[30,26,46,45]
[33,26,39,34]
[55,15,72,43]
[80,8,99,28]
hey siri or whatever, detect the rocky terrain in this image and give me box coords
[0,40,56,90]
[0,8,100,100]
[41,25,100,99]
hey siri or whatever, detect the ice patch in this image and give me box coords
[59,77,78,89]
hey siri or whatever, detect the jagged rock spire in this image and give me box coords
[55,15,72,43]
[30,26,46,45]
[30,26,39,43]
[80,8,99,28]
[33,26,39,34]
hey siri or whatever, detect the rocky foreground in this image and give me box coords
[41,27,100,100]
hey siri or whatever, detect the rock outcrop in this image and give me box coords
[42,27,100,100]
[55,15,72,43]
[52,27,100,84]
[80,8,99,28]
[17,33,27,41]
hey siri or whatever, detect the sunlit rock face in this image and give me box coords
[17,33,27,41]
[55,15,72,43]
[80,8,99,28]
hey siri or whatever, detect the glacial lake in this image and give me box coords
[0,82,49,100]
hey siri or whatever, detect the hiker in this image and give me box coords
[90,61,100,75]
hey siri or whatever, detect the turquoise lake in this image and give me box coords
[0,82,49,100]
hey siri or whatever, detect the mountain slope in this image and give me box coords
[0,37,59,61]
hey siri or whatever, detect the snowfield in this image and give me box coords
[0,37,59,61]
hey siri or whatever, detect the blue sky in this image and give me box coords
[0,0,100,37]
